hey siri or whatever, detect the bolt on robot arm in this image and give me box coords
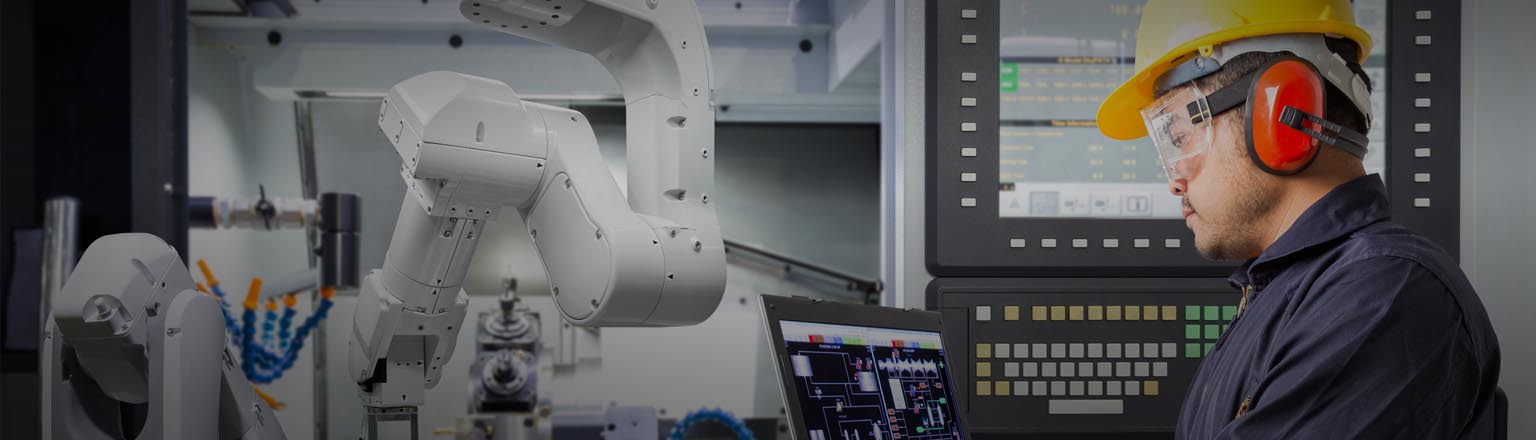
[348,0,725,434]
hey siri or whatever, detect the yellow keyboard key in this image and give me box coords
[1004,305,1020,321]
[1069,306,1085,320]
[977,343,992,359]
[1126,305,1142,321]
[1088,305,1104,320]
[1145,380,1160,396]
[978,381,993,396]
[1144,305,1160,320]
[995,381,1011,396]
[1032,306,1048,321]
[977,362,992,377]
[1051,306,1067,321]
[1107,305,1123,320]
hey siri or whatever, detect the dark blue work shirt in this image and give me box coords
[1176,175,1501,439]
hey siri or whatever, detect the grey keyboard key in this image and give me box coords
[1135,362,1150,377]
[1051,381,1067,396]
[1088,381,1104,396]
[1069,343,1085,358]
[1048,399,1125,415]
[1107,381,1123,396]
[1126,344,1141,358]
[1070,381,1085,396]
[1154,362,1169,377]
[1043,362,1058,377]
[1004,362,1019,377]
[1088,343,1103,358]
[1061,363,1076,377]
[1107,343,1122,358]
[1116,362,1131,377]
[1022,362,1039,377]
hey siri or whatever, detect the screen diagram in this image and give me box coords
[779,321,963,440]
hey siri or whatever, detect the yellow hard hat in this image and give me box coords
[1096,0,1372,141]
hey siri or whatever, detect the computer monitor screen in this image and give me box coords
[997,0,1388,219]
[778,320,963,440]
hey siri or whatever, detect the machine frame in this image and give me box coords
[924,0,1466,277]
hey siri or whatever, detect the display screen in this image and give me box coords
[779,320,963,440]
[998,0,1388,218]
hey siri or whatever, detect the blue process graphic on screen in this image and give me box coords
[780,320,963,440]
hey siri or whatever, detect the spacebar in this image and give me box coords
[1048,399,1125,415]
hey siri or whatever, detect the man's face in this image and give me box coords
[1167,112,1279,261]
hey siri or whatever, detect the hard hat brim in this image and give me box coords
[1095,21,1372,141]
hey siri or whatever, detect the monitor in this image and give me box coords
[763,295,966,440]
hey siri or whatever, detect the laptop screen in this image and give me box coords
[778,320,964,440]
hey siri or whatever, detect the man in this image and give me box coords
[1095,1,1501,438]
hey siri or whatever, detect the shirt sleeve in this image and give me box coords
[1215,256,1480,439]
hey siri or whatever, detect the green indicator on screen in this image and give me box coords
[1000,63,1018,92]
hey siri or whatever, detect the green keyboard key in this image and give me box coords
[1204,324,1220,340]
[1186,324,1202,340]
[1204,305,1221,321]
[1185,305,1202,321]
[1222,305,1238,321]
[1186,343,1202,358]
[1203,342,1215,355]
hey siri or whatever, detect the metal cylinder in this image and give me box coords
[40,197,79,337]
[320,192,361,289]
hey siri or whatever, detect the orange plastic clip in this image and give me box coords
[243,278,264,311]
[282,292,298,309]
[320,286,336,300]
[264,297,279,312]
[252,386,286,410]
[195,282,217,299]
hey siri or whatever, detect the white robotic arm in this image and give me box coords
[348,0,725,435]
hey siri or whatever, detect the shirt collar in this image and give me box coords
[1228,174,1392,288]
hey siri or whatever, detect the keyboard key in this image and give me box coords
[1162,343,1178,358]
[1043,363,1058,377]
[1004,362,1019,377]
[1107,381,1123,396]
[1079,362,1094,377]
[1032,381,1047,396]
[1069,305,1085,320]
[1205,324,1220,340]
[1088,305,1104,320]
[1185,324,1202,340]
[1204,305,1220,321]
[1096,362,1112,377]
[1145,380,1160,396]
[1051,343,1066,358]
[1051,381,1067,396]
[1115,362,1131,377]
[996,343,1011,358]
[1032,344,1047,359]
[1070,381,1085,396]
[1069,343,1085,358]
[977,306,992,321]
[1088,381,1104,396]
[1087,343,1103,358]
[995,381,1011,396]
[977,362,992,377]
[977,381,992,396]
[1153,362,1169,377]
[1107,306,1123,320]
[1022,362,1039,377]
[1134,362,1150,377]
[1162,305,1178,321]
[1051,306,1067,321]
[1061,363,1076,377]
[1185,305,1201,321]
[1014,380,1029,396]
[1126,344,1141,358]
[1144,305,1160,320]
[1032,305,1048,321]
[1049,399,1125,415]
[1003,305,1020,321]
[1126,306,1142,320]
[1014,343,1029,358]
[1107,343,1122,358]
[1144,343,1159,358]
[1185,343,1202,359]
[1125,380,1141,396]
[1204,342,1215,355]
[1223,305,1238,321]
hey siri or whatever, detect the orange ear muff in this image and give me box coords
[1244,57,1326,175]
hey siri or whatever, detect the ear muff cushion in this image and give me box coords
[1245,57,1326,175]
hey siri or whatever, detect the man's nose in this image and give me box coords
[1168,178,1187,196]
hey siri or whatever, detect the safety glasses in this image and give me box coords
[1140,84,1215,182]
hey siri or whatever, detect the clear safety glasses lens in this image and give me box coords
[1140,85,1215,181]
